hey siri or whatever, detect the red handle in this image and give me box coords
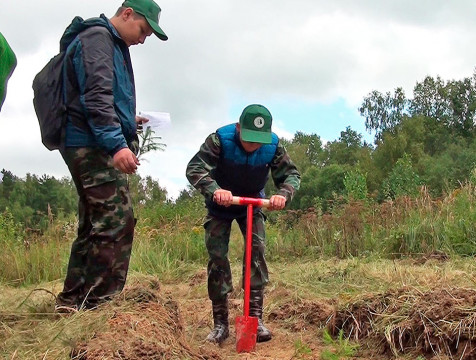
[243,203,253,317]
[232,196,270,208]
[231,197,268,317]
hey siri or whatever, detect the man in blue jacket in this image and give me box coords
[55,0,167,311]
[186,104,301,343]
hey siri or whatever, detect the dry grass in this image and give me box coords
[330,287,476,359]
[2,257,476,359]
[72,277,221,360]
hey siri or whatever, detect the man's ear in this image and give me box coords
[122,7,134,20]
[236,123,240,132]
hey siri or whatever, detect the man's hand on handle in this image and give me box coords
[213,189,233,207]
[213,190,286,211]
[269,195,286,210]
[113,148,140,174]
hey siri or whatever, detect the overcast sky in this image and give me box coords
[1,1,476,198]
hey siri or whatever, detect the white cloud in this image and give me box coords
[1,0,476,198]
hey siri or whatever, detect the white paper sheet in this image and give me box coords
[139,111,171,132]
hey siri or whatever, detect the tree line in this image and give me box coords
[285,71,476,210]
[1,71,476,231]
[0,170,168,232]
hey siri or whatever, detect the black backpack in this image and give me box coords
[32,16,108,151]
[32,51,67,151]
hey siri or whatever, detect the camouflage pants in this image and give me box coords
[204,211,269,302]
[57,147,135,308]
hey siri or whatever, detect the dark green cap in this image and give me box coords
[239,104,273,144]
[122,0,168,41]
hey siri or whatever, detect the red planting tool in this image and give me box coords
[231,196,270,353]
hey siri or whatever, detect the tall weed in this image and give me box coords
[0,214,75,285]
[274,184,476,258]
[2,182,476,287]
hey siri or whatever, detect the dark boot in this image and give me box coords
[249,289,272,342]
[206,297,229,344]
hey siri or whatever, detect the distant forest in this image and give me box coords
[1,71,476,231]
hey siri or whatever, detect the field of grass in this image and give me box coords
[1,184,476,359]
[2,256,476,359]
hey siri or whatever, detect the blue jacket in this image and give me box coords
[186,123,301,219]
[206,124,279,218]
[61,15,136,155]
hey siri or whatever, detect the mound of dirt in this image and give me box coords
[72,283,221,360]
[329,287,476,359]
[269,298,336,332]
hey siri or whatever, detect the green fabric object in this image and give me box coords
[239,104,273,144]
[0,32,17,111]
[122,0,168,40]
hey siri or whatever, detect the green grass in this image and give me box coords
[2,184,476,288]
[0,183,475,358]
[269,256,476,301]
[321,329,359,360]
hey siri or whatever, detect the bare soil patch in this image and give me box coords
[72,281,221,360]
[70,272,476,359]
[71,276,330,360]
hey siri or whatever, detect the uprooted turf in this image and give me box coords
[330,287,476,359]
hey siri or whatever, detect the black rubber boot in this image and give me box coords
[206,297,229,344]
[249,289,272,342]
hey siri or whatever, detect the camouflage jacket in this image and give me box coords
[186,124,301,218]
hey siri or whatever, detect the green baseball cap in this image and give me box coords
[239,104,273,144]
[122,0,168,41]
